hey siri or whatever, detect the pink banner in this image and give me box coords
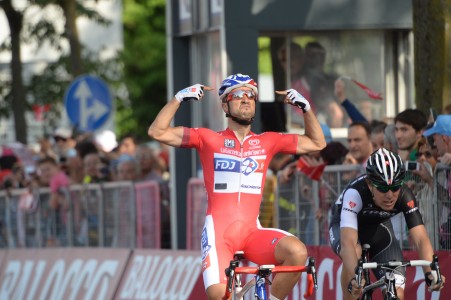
[0,247,448,299]
[186,246,451,300]
[0,248,130,300]
[301,246,451,300]
[116,249,205,300]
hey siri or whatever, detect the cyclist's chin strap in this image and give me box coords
[269,295,281,300]
[226,113,254,125]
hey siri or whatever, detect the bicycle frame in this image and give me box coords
[223,252,318,300]
[355,244,443,300]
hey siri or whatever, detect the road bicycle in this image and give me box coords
[222,251,318,300]
[354,244,443,300]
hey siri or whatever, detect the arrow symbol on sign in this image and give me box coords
[74,80,109,130]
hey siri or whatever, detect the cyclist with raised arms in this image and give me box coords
[148,73,326,300]
[329,148,446,299]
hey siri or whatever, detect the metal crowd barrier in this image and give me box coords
[276,164,365,246]
[276,163,451,251]
[0,180,164,249]
[186,178,207,250]
[435,163,451,250]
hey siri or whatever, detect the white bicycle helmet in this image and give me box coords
[218,73,258,103]
[366,148,405,186]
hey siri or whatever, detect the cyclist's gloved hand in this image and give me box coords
[347,277,365,299]
[425,271,445,291]
[286,89,311,113]
[175,84,205,103]
[425,271,437,287]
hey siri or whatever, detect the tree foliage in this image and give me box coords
[0,0,119,141]
[120,0,167,141]
[2,0,167,142]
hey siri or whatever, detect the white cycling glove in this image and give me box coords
[286,89,311,113]
[175,84,205,103]
[425,270,438,287]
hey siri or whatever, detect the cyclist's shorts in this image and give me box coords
[201,214,293,290]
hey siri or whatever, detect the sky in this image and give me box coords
[0,0,123,143]
[0,0,123,64]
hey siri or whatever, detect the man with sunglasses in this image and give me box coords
[148,73,326,300]
[329,148,445,300]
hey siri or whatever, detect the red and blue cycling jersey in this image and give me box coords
[182,127,297,216]
[181,127,299,289]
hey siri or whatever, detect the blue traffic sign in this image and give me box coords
[64,75,112,131]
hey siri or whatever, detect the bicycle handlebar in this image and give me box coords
[223,256,317,299]
[355,255,443,288]
[234,265,308,274]
[362,259,432,269]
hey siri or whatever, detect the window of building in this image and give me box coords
[258,31,413,139]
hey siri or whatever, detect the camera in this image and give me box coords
[406,161,420,171]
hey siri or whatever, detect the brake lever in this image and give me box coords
[308,257,318,290]
[431,255,443,286]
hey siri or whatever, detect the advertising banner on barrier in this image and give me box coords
[303,246,451,300]
[0,247,449,299]
[115,249,204,300]
[174,247,451,300]
[0,248,130,300]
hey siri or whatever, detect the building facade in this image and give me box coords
[167,0,414,248]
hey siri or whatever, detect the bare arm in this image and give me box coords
[409,225,434,273]
[340,227,365,298]
[148,84,213,147]
[148,97,185,147]
[340,227,360,279]
[409,224,446,290]
[297,109,327,154]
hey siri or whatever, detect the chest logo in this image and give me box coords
[248,139,260,146]
[224,139,235,148]
[241,157,258,175]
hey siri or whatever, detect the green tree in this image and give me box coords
[120,0,167,140]
[0,0,28,143]
[1,0,113,141]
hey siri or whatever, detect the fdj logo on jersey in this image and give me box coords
[214,157,259,176]
[214,158,240,172]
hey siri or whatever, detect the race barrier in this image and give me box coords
[0,246,449,300]
[0,180,165,249]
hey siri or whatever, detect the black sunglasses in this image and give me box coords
[415,151,433,159]
[372,183,402,193]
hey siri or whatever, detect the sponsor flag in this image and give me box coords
[351,79,383,100]
[296,157,327,181]
[341,76,383,100]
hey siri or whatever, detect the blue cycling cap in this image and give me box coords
[218,73,258,102]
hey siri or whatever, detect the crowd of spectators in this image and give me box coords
[272,77,451,250]
[0,128,171,248]
[0,129,169,189]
